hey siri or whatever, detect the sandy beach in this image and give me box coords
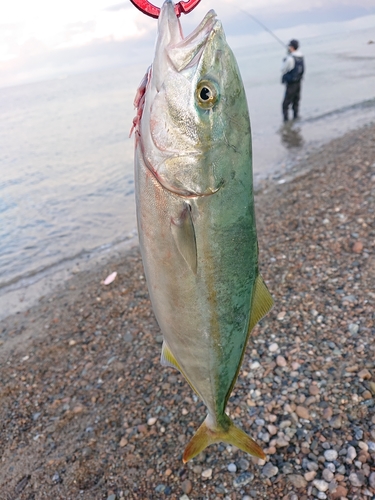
[1,123,374,499]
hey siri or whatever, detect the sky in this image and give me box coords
[1,0,375,87]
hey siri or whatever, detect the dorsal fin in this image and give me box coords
[247,274,274,333]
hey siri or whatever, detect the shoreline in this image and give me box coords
[2,115,374,323]
[0,233,139,322]
[1,122,374,498]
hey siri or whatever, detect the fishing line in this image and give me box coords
[238,8,287,49]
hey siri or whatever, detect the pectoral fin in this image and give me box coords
[170,203,197,274]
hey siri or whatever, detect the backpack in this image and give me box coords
[282,56,304,84]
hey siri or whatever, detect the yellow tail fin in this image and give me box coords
[183,414,265,463]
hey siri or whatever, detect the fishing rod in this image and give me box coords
[239,9,288,49]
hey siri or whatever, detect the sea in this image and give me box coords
[1,15,375,319]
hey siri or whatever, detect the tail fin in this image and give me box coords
[183,414,265,463]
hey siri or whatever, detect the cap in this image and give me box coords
[289,39,299,50]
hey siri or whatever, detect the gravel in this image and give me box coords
[0,123,374,499]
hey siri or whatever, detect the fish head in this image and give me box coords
[138,0,250,197]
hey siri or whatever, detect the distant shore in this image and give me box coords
[1,123,375,499]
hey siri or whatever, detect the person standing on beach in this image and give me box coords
[281,39,304,122]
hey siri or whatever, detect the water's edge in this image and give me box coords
[1,117,374,322]
[0,234,138,322]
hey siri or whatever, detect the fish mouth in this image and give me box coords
[154,0,220,85]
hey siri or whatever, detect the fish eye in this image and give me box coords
[196,80,218,109]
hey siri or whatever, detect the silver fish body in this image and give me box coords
[132,0,273,462]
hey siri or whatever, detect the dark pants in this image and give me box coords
[282,81,301,121]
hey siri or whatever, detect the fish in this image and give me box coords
[131,0,273,463]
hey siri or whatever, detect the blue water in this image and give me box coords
[0,69,139,289]
[0,21,375,300]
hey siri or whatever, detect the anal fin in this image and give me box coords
[161,341,182,371]
[161,341,201,398]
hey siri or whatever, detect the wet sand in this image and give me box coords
[0,123,374,499]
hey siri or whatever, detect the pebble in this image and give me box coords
[349,472,365,487]
[267,424,277,435]
[107,495,116,500]
[358,368,371,380]
[147,417,157,426]
[352,241,363,253]
[326,463,335,473]
[346,446,357,462]
[180,496,190,500]
[52,472,61,483]
[227,463,237,473]
[250,361,260,369]
[306,461,319,472]
[358,441,368,452]
[369,471,375,489]
[181,479,192,495]
[329,415,342,429]
[295,406,309,419]
[348,323,359,335]
[316,493,327,500]
[309,384,319,396]
[282,463,294,475]
[201,468,212,479]
[322,468,334,482]
[337,465,346,474]
[262,463,278,478]
[277,311,286,320]
[304,471,316,481]
[331,486,348,499]
[279,419,292,429]
[268,343,279,353]
[313,479,329,492]
[276,355,287,367]
[276,437,289,447]
[354,427,363,440]
[238,458,250,470]
[288,474,307,488]
[119,437,127,447]
[324,449,338,461]
[233,472,254,488]
[323,406,333,420]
